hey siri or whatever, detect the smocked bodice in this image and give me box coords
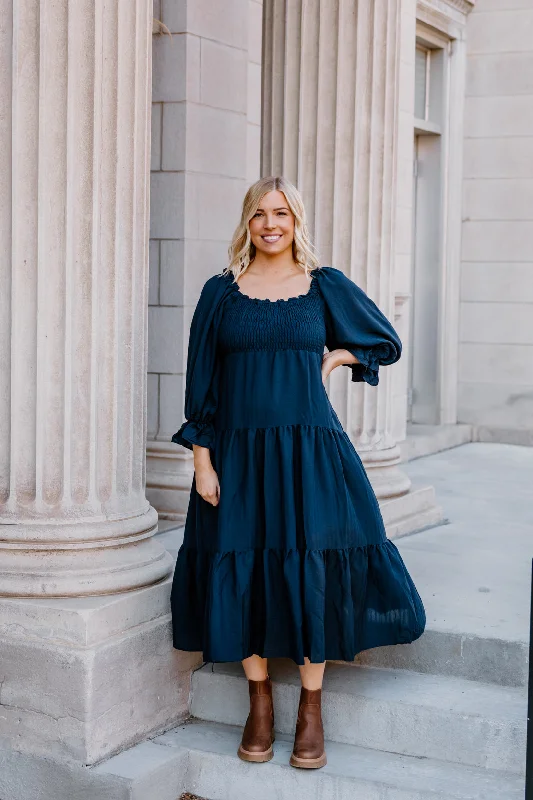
[217,274,326,357]
[214,274,336,432]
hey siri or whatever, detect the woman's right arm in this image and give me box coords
[171,275,225,506]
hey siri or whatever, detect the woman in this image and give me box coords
[171,176,426,770]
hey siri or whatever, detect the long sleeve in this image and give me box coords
[171,275,227,451]
[316,266,402,386]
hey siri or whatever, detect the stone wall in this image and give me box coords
[459,0,533,443]
[147,0,262,519]
[247,0,263,183]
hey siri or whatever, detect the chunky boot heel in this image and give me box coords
[237,676,275,763]
[289,686,327,769]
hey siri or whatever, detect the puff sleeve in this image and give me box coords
[171,275,227,451]
[316,266,402,386]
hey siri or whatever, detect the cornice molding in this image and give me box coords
[418,0,475,21]
[442,0,475,12]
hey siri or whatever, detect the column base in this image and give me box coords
[399,423,473,462]
[359,444,412,499]
[0,507,173,597]
[146,440,193,523]
[0,577,202,766]
[359,444,444,538]
[380,484,444,539]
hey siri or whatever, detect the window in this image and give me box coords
[415,46,430,121]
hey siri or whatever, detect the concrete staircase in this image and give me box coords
[91,643,526,800]
[192,658,525,773]
[94,720,524,800]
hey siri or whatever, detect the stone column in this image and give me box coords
[0,5,193,784]
[0,0,172,596]
[262,0,442,536]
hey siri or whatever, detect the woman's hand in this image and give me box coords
[192,445,220,506]
[321,349,359,384]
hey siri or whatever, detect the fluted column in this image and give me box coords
[263,0,411,501]
[0,0,172,595]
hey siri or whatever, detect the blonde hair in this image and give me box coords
[225,176,320,280]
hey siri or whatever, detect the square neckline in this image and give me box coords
[232,270,319,305]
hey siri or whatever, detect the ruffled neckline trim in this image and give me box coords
[224,267,322,305]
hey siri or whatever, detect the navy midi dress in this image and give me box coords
[170,266,426,665]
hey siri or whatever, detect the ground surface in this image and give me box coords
[401,442,533,644]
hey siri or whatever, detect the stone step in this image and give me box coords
[352,625,529,688]
[93,719,524,800]
[381,484,444,540]
[191,659,526,774]
[399,423,474,463]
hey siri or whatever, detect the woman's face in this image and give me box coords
[249,190,295,257]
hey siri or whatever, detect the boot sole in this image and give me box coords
[237,743,274,763]
[289,752,327,769]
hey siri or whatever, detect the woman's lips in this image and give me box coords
[262,234,282,243]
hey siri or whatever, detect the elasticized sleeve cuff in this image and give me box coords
[343,345,392,387]
[171,418,215,450]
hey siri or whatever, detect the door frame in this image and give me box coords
[407,20,466,425]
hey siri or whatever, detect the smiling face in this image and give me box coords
[248,190,295,258]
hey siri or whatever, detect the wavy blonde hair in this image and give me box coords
[225,176,320,280]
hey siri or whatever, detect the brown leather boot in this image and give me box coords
[237,676,275,763]
[289,686,327,769]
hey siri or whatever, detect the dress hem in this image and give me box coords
[171,538,427,666]
[171,629,426,667]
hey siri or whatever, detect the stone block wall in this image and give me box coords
[459,0,533,442]
[147,0,262,518]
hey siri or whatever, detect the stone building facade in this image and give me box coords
[147,0,533,527]
[459,1,533,443]
[0,0,531,795]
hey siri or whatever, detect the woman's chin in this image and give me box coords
[254,241,292,258]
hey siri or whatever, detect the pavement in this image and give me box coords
[401,442,533,646]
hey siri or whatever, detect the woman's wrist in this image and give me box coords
[192,444,213,471]
[325,349,358,369]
